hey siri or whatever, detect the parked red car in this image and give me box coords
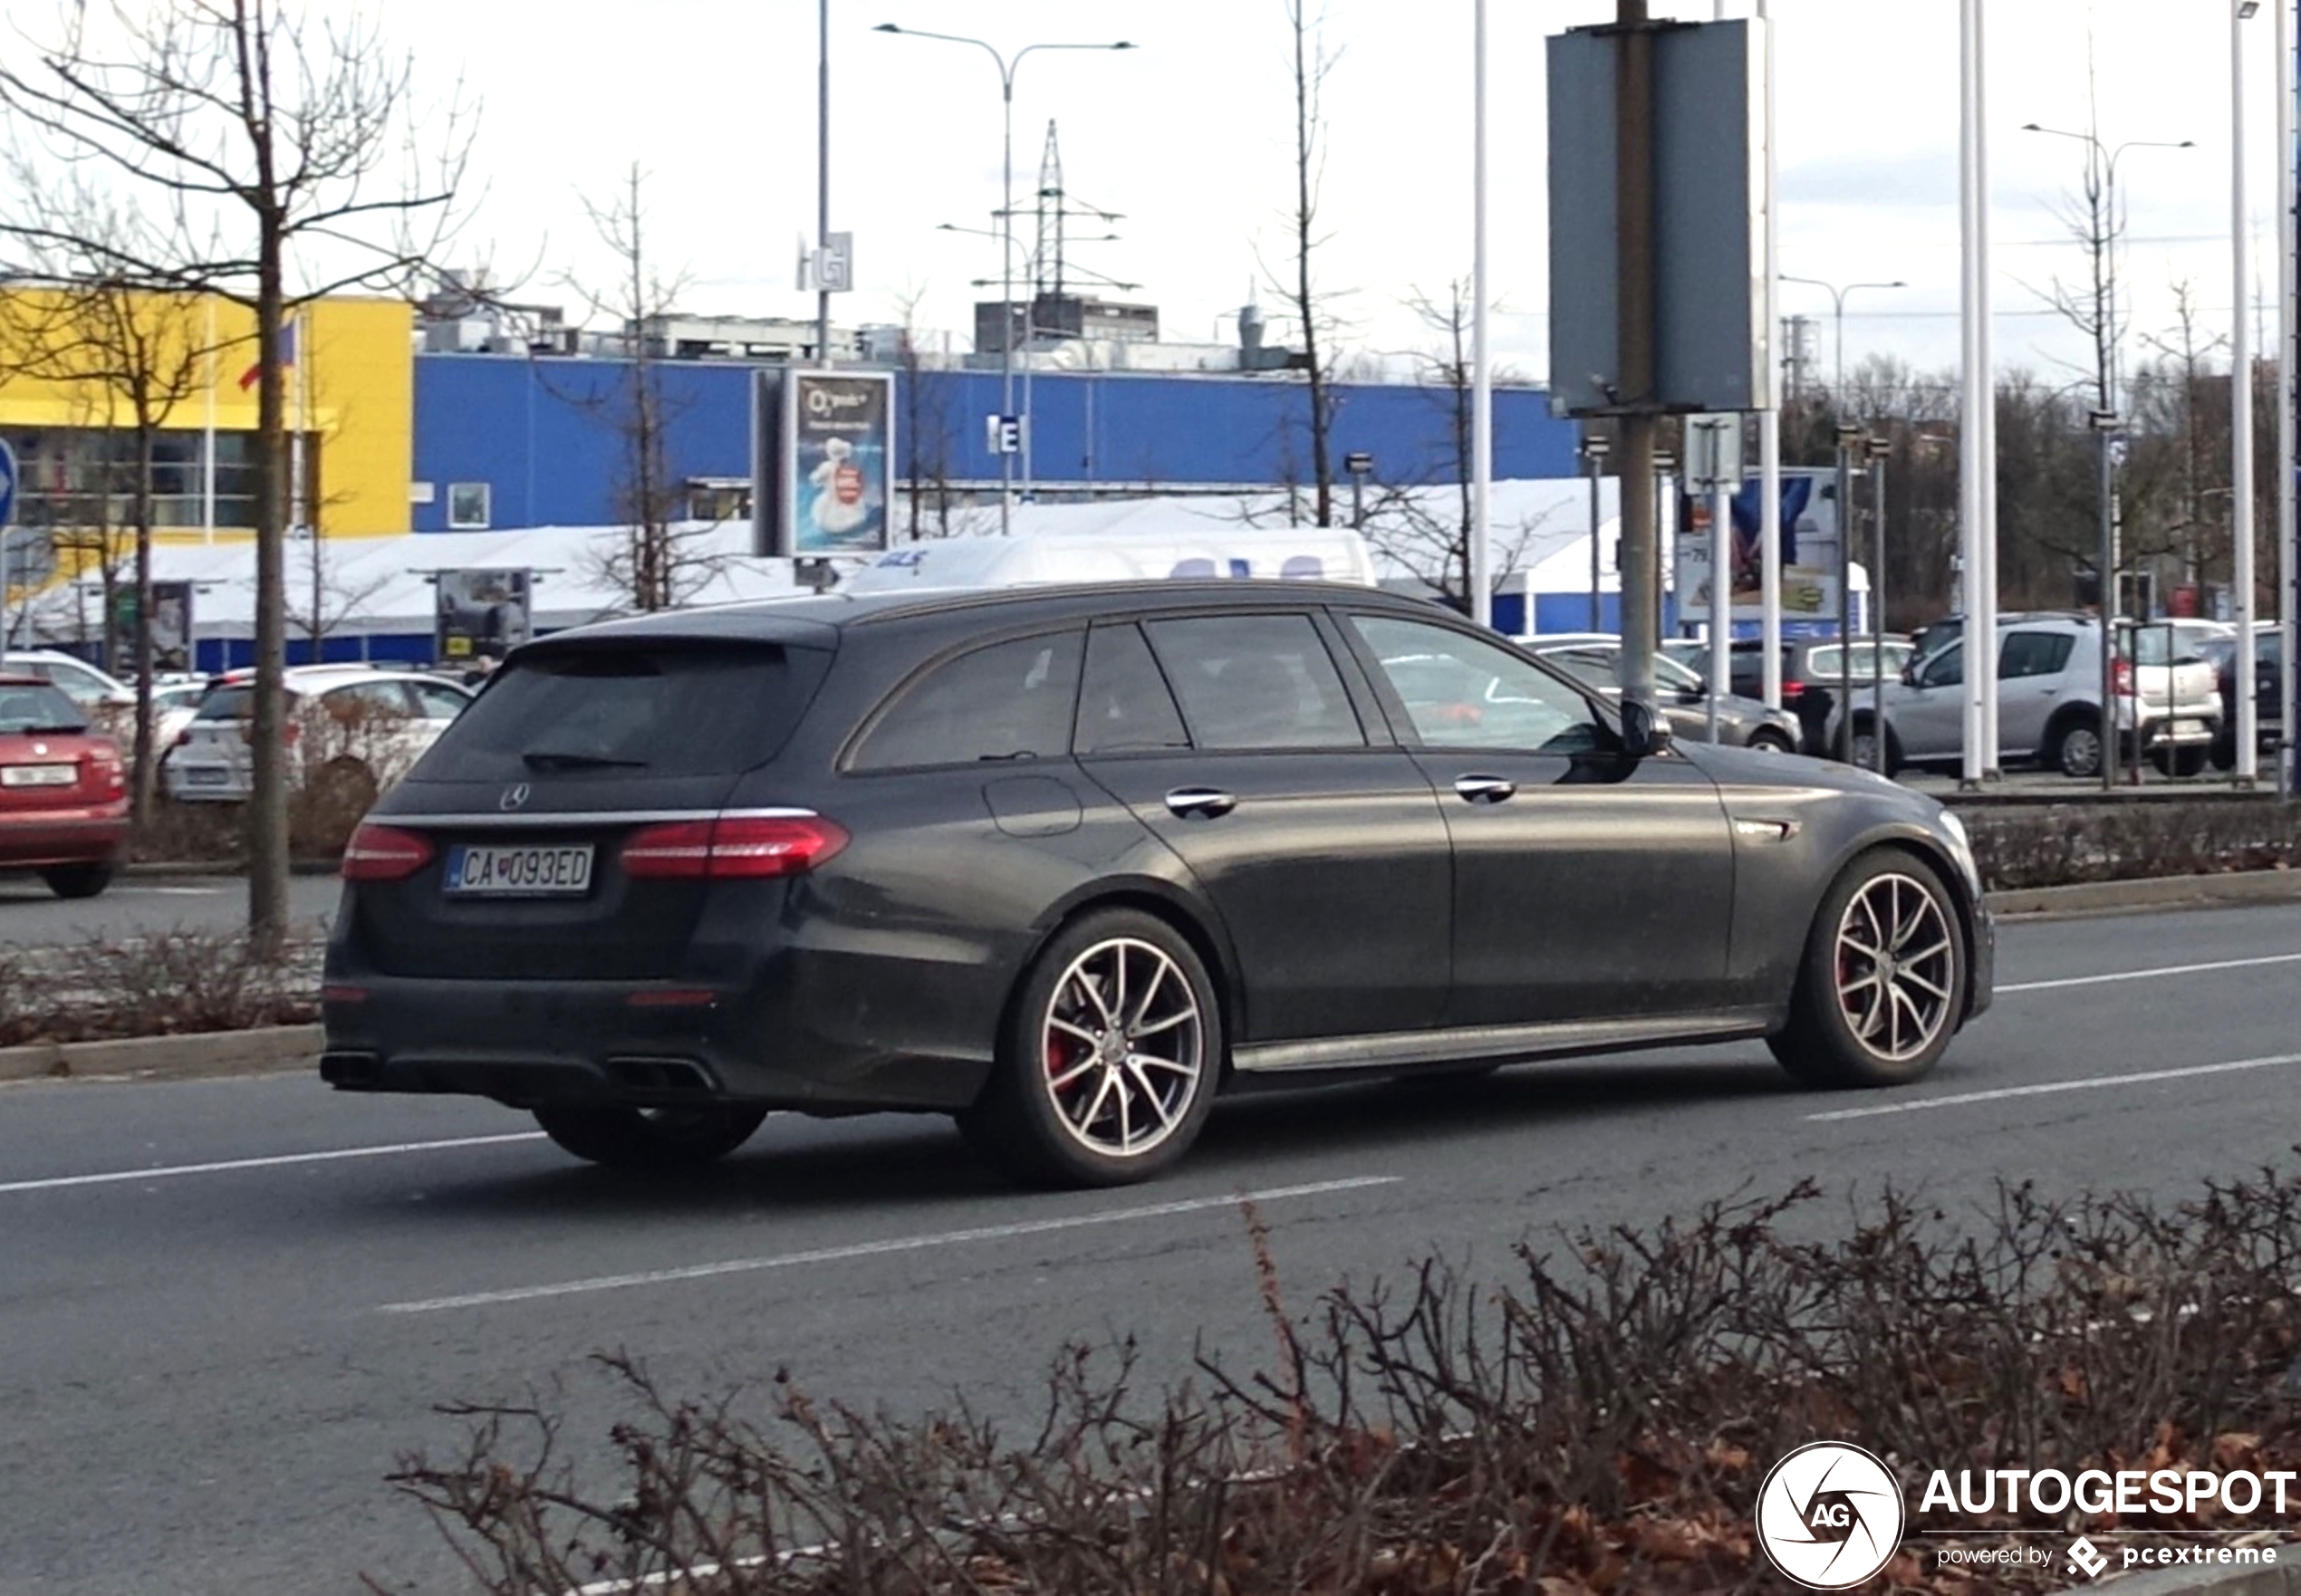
[0,676,130,899]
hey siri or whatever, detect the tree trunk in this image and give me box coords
[247,225,291,956]
[131,420,157,825]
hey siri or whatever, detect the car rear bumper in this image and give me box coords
[319,970,992,1114]
[0,805,130,868]
[2137,713,2219,747]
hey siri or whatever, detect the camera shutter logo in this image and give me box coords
[1754,1442,1905,1590]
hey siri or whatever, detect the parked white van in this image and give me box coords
[839,525,1379,594]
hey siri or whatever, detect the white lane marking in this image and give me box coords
[380,1174,1405,1315]
[1999,951,2301,995]
[1805,1052,2301,1123]
[0,1132,548,1195]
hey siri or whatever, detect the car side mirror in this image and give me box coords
[1621,699,1671,759]
[1901,662,1921,687]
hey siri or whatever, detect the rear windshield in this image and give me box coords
[2120,629,2205,667]
[412,644,832,781]
[0,682,89,734]
[195,686,254,720]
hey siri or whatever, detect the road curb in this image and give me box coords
[0,1024,323,1085]
[1987,870,2301,919]
[121,859,341,878]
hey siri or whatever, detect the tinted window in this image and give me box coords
[1535,647,1616,691]
[195,686,253,720]
[1999,630,2074,679]
[2123,627,2204,667]
[1353,615,1605,754]
[321,681,417,719]
[1143,614,1365,751]
[1916,642,1964,689]
[853,631,1083,771]
[421,644,833,780]
[1074,624,1190,755]
[0,682,88,733]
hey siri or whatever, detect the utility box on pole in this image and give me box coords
[1545,18,1770,419]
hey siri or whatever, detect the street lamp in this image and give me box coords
[874,24,1135,535]
[1778,276,1906,412]
[2230,0,2259,785]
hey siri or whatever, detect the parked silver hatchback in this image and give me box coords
[1836,617,2220,779]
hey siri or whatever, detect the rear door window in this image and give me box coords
[1074,623,1191,755]
[1999,630,2074,679]
[1142,614,1366,751]
[852,631,1084,771]
[419,644,833,780]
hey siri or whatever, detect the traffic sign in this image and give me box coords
[0,437,15,528]
[1343,450,1374,475]
[985,414,1023,456]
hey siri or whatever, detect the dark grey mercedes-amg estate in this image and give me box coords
[321,582,1994,1187]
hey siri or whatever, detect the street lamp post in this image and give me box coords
[1581,435,1612,633]
[1779,275,1906,412]
[2231,0,2259,786]
[873,24,1134,537]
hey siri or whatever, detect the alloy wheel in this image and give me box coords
[1833,873,1955,1063]
[2061,726,2103,778]
[1040,937,1204,1159]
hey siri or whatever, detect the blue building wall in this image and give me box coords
[410,354,1581,532]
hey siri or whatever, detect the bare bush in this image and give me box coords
[0,928,318,1047]
[1965,798,2301,890]
[382,1166,2301,1593]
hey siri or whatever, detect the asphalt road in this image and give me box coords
[0,872,342,948]
[1,903,2298,1592]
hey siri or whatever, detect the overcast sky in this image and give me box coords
[305,1,2290,389]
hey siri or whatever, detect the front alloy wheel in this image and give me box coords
[1771,849,1967,1089]
[962,909,1222,1187]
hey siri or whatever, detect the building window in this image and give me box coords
[447,482,491,530]
[0,426,274,532]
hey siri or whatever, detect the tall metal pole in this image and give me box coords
[1470,0,1493,630]
[1755,0,1782,709]
[1976,9,2001,778]
[2278,0,2296,801]
[1872,444,1890,774]
[1705,0,1732,729]
[999,69,1016,535]
[1615,0,1659,732]
[2235,0,2261,786]
[1959,0,1987,791]
[816,0,833,369]
[1835,430,1855,756]
[2096,417,2118,792]
[1587,445,1605,632]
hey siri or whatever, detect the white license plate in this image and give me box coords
[0,764,75,789]
[183,767,232,785]
[445,842,595,898]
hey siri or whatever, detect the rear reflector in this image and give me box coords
[321,985,371,1005]
[342,822,435,881]
[620,814,848,880]
[627,988,717,1008]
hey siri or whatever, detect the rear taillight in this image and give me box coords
[283,719,302,748]
[342,822,435,881]
[171,727,191,748]
[620,813,848,880]
[1780,680,1805,701]
[87,745,125,797]
[2112,658,2134,697]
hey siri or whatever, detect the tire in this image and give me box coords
[2044,711,2104,780]
[39,862,113,900]
[1842,719,1901,778]
[531,1103,768,1169]
[958,908,1222,1188]
[1768,849,1969,1090]
[2151,745,2210,779]
[2210,728,2237,773]
[1747,728,1796,755]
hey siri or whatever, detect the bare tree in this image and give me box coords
[890,284,965,541]
[561,163,723,610]
[1266,0,1343,527]
[0,0,475,948]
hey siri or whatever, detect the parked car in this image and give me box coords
[165,666,472,805]
[1525,633,1803,752]
[322,582,1994,1187]
[1686,637,1918,756]
[1836,617,2220,778]
[0,676,129,899]
[2199,621,2281,772]
[0,650,134,716]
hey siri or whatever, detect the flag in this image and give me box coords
[236,317,297,391]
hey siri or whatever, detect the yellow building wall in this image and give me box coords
[0,289,412,542]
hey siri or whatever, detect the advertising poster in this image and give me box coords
[434,568,533,661]
[150,582,193,671]
[781,370,893,558]
[1674,467,1846,637]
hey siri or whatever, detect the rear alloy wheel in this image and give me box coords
[960,909,1220,1188]
[531,1103,768,1170]
[2048,714,2104,780]
[1845,723,1901,777]
[1769,850,1967,1089]
[39,862,113,900]
[1747,728,1796,755]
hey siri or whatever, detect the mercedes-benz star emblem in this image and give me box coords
[498,783,531,812]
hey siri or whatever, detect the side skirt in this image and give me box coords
[1231,1009,1779,1076]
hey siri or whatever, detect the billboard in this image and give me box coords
[1672,468,1851,637]
[752,370,895,559]
[111,580,195,672]
[434,568,533,662]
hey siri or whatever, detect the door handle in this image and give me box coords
[1453,774,1516,803]
[1164,787,1237,820]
